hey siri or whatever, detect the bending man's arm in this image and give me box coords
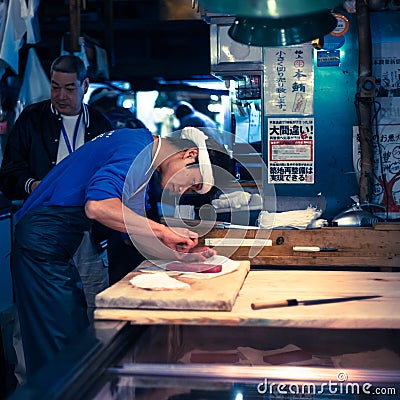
[85,198,212,260]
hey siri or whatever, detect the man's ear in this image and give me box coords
[83,78,90,94]
[184,147,199,161]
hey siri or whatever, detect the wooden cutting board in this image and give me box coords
[95,260,250,311]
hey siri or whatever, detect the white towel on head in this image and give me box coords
[181,127,214,194]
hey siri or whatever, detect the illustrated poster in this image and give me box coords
[353,124,400,218]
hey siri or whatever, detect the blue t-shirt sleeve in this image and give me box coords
[85,160,131,201]
[85,134,153,215]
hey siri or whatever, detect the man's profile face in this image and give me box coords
[159,150,203,194]
[50,71,89,116]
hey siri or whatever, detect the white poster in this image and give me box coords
[268,117,314,184]
[373,42,400,124]
[353,124,400,218]
[264,45,314,116]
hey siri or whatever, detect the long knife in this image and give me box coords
[251,295,382,310]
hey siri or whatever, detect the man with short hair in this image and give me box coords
[0,55,113,317]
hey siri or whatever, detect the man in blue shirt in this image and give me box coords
[12,126,226,379]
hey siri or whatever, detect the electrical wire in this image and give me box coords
[354,93,375,204]
[372,99,390,221]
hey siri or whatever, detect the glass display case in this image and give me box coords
[8,321,400,400]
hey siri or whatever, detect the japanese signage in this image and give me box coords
[268,118,315,184]
[317,50,341,67]
[373,42,400,124]
[374,42,400,98]
[264,45,314,116]
[353,125,400,218]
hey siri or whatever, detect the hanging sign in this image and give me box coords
[267,117,315,184]
[264,45,314,116]
[330,14,350,37]
[317,50,341,67]
[321,13,348,51]
[322,35,345,50]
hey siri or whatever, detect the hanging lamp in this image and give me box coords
[199,0,342,18]
[228,10,338,47]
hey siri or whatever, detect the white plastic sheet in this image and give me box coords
[22,0,41,44]
[0,0,27,77]
[14,48,50,120]
[0,0,41,78]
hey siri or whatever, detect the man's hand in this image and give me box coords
[173,245,217,262]
[31,180,41,192]
[131,225,217,262]
[190,246,217,259]
[160,226,198,253]
[85,198,217,261]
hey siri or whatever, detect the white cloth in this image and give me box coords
[22,0,41,44]
[212,191,263,210]
[258,207,326,229]
[130,273,190,290]
[181,127,214,194]
[0,0,27,77]
[0,0,41,78]
[212,191,251,209]
[14,48,50,120]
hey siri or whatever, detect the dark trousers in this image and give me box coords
[107,231,145,285]
[11,207,91,379]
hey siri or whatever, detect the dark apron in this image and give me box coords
[12,206,91,378]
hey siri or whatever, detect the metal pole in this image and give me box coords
[69,0,81,53]
[356,0,374,203]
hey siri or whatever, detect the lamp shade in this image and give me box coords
[199,0,341,18]
[228,11,338,47]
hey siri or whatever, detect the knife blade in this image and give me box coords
[251,295,382,310]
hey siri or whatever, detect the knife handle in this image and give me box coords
[251,299,299,310]
[293,246,320,252]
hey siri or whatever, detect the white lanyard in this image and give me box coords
[131,137,161,197]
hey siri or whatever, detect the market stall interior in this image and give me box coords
[1,0,400,398]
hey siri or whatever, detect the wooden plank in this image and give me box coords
[231,255,400,268]
[95,260,250,311]
[373,222,400,231]
[94,270,400,329]
[198,227,400,268]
